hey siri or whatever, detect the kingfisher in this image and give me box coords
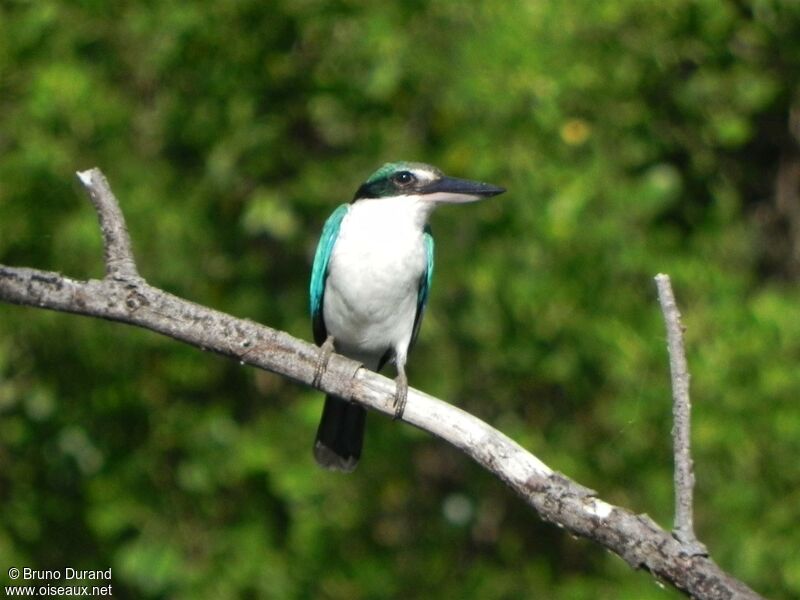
[309,161,505,472]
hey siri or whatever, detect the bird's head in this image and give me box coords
[353,162,505,204]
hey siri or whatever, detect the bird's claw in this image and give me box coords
[313,336,335,388]
[392,372,408,420]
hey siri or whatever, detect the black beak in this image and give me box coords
[421,176,506,202]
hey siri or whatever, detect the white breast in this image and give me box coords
[323,196,433,367]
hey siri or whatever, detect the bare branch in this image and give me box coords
[0,170,760,599]
[655,273,708,557]
[77,168,140,282]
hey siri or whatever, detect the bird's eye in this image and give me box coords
[392,171,416,186]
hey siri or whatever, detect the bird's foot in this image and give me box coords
[313,335,335,388]
[393,371,408,420]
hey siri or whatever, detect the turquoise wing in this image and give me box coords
[310,203,349,345]
[409,224,434,350]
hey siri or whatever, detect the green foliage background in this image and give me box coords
[2,1,799,597]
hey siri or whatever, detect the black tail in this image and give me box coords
[313,395,366,472]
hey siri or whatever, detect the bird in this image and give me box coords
[309,161,505,472]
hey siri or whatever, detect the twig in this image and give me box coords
[77,168,140,282]
[655,273,708,557]
[0,169,760,599]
